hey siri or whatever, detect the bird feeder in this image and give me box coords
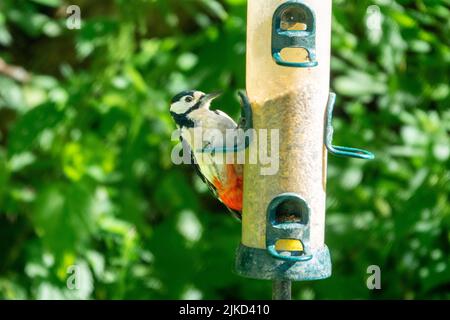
[235,0,374,296]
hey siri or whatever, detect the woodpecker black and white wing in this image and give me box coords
[180,134,242,220]
[180,136,219,199]
[212,110,238,130]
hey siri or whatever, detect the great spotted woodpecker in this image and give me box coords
[170,90,252,220]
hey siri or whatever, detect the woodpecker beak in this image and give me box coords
[201,92,222,107]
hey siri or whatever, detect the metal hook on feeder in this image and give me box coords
[325,92,375,160]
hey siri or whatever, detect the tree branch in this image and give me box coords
[0,58,31,83]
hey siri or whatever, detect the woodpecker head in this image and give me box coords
[170,90,221,126]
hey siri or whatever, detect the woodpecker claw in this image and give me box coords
[237,90,253,131]
[201,142,212,154]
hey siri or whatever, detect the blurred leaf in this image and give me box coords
[0,76,24,109]
[335,71,387,97]
[30,0,61,7]
[7,103,63,155]
[33,183,95,256]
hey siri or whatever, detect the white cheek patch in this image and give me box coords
[170,101,193,114]
[194,91,205,100]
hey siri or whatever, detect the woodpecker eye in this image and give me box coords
[185,96,194,103]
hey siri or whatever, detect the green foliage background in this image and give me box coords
[0,0,449,299]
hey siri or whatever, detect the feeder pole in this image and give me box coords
[273,280,292,300]
[237,0,333,300]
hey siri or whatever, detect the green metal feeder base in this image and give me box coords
[235,243,332,281]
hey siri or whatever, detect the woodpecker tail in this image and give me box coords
[227,208,242,221]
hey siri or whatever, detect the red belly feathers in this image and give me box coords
[212,164,243,212]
